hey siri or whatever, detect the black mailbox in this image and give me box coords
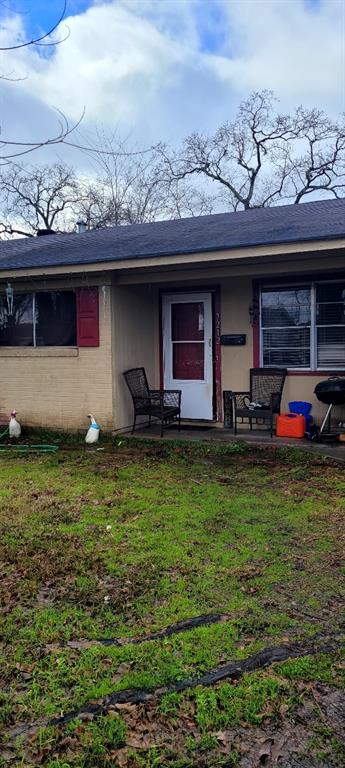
[220,334,246,346]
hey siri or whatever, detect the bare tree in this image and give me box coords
[76,129,172,228]
[283,107,345,204]
[76,128,214,228]
[161,178,214,219]
[0,147,214,239]
[0,162,84,237]
[159,91,345,210]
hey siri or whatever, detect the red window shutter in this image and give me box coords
[76,287,99,347]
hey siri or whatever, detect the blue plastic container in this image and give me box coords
[289,401,312,430]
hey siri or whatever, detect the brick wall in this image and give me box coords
[0,283,113,431]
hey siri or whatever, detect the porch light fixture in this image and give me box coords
[249,296,259,326]
[6,282,14,316]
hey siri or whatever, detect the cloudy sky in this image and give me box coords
[0,0,344,167]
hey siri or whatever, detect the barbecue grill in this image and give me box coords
[314,377,345,435]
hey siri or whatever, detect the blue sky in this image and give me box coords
[0,1,92,43]
[0,0,343,168]
[7,1,223,44]
[1,1,91,30]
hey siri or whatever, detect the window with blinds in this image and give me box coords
[316,284,345,368]
[261,281,345,370]
[261,287,311,368]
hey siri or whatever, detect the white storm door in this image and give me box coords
[162,293,213,420]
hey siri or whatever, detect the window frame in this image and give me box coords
[0,289,77,349]
[259,279,345,372]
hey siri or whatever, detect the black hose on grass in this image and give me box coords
[47,637,345,725]
[8,635,344,740]
[98,613,229,647]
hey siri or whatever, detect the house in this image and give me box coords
[0,198,344,432]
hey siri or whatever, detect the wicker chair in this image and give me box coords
[232,368,287,437]
[124,367,181,437]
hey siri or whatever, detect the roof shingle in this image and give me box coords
[0,198,344,272]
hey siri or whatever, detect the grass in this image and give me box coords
[0,436,344,766]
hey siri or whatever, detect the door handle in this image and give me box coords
[208,338,212,347]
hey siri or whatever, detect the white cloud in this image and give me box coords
[0,0,342,167]
[4,4,187,122]
[213,0,345,111]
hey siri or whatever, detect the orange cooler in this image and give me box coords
[276,413,306,438]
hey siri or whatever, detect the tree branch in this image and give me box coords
[0,1,68,50]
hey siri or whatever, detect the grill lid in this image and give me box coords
[314,377,345,405]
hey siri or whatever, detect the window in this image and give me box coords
[0,291,76,347]
[261,281,345,370]
[35,292,76,346]
[0,293,34,347]
[261,287,311,368]
[316,284,345,368]
[171,302,205,380]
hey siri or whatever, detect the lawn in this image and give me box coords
[0,438,344,767]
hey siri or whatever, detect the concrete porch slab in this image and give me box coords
[123,423,345,462]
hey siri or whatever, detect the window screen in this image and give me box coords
[316,283,345,367]
[261,282,345,370]
[261,287,311,368]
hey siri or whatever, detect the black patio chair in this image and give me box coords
[124,367,182,437]
[232,368,287,437]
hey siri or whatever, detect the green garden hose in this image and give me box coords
[0,426,59,452]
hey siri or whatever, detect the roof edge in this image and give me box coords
[1,236,344,280]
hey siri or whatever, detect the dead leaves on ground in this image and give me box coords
[15,683,345,768]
